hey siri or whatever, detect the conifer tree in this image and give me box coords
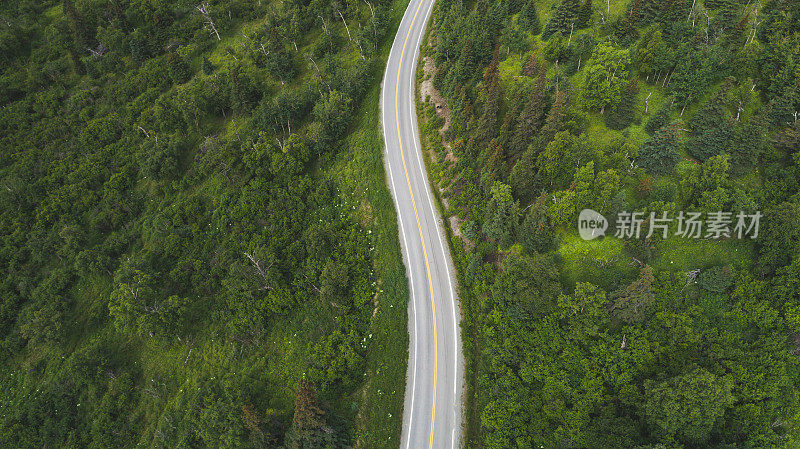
[543,0,581,39]
[536,91,569,152]
[578,0,593,28]
[521,52,542,77]
[519,0,541,34]
[284,380,341,449]
[519,196,557,254]
[645,98,673,134]
[510,70,548,159]
[605,79,640,130]
[475,48,503,149]
[687,96,734,161]
[638,120,683,174]
[729,112,766,172]
[508,146,540,201]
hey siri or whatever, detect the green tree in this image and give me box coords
[644,366,735,444]
[644,98,672,134]
[482,182,520,248]
[577,0,593,28]
[202,56,215,75]
[543,0,581,38]
[605,79,639,130]
[309,328,364,391]
[519,0,541,34]
[312,90,353,147]
[537,131,584,188]
[581,42,630,114]
[638,121,683,175]
[631,25,667,78]
[557,282,608,336]
[611,266,655,323]
[284,380,343,448]
[491,250,561,318]
[510,70,548,158]
[519,197,556,254]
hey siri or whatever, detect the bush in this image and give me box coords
[697,265,733,293]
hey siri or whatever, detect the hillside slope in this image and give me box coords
[0,0,410,447]
[416,0,800,447]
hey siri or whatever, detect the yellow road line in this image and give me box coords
[394,1,437,448]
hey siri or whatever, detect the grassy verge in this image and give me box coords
[328,0,413,446]
[414,35,485,447]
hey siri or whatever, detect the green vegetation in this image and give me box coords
[418,0,800,447]
[0,0,410,448]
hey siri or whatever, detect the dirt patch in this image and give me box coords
[418,56,473,249]
[419,57,456,163]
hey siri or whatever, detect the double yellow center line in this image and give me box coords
[393,0,438,448]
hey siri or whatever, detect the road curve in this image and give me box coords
[380,0,463,448]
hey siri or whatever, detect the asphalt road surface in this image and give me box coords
[380,0,463,447]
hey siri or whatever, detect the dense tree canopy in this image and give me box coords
[0,0,404,447]
[420,0,800,446]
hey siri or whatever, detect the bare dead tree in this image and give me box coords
[126,284,141,303]
[682,269,701,290]
[364,0,378,46]
[258,41,269,58]
[317,15,329,35]
[243,251,275,290]
[567,22,574,46]
[136,125,151,139]
[306,54,332,92]
[302,273,322,294]
[143,299,161,315]
[337,9,353,42]
[196,2,221,41]
[744,3,762,48]
[183,335,196,366]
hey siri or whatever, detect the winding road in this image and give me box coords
[381,0,463,448]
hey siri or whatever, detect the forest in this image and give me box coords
[0,0,411,448]
[417,0,800,447]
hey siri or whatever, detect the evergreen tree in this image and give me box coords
[769,87,798,128]
[482,181,520,248]
[284,380,342,449]
[687,96,734,161]
[62,0,87,74]
[480,138,508,188]
[202,56,215,75]
[168,53,192,84]
[543,0,581,39]
[645,98,672,134]
[729,112,766,172]
[605,79,640,130]
[510,70,548,159]
[536,91,569,152]
[519,197,557,254]
[475,48,503,149]
[638,120,683,174]
[578,0,593,28]
[519,0,541,34]
[508,146,539,201]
